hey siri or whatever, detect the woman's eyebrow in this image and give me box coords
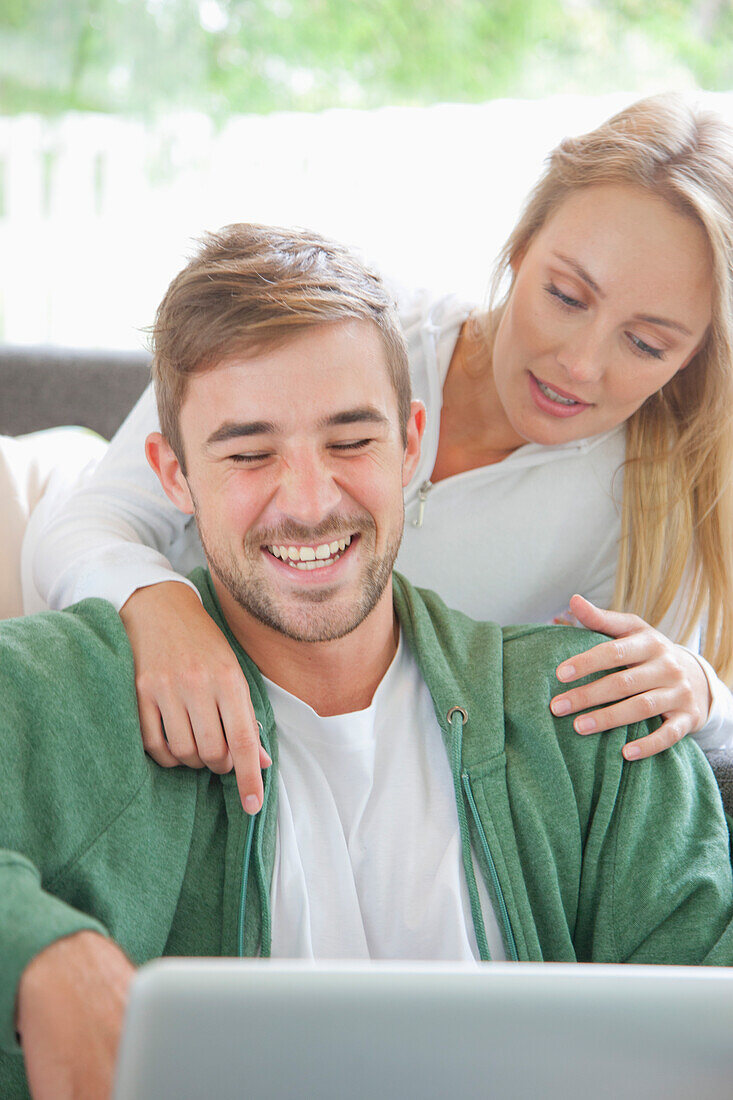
[552,251,693,335]
[631,313,692,336]
[552,252,604,297]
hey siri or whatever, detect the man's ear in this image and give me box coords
[145,432,195,515]
[402,400,426,488]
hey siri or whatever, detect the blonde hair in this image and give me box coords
[152,223,410,468]
[484,95,733,678]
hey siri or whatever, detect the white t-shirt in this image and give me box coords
[266,635,505,961]
[23,290,733,749]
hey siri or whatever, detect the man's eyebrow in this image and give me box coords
[317,406,389,429]
[205,407,388,447]
[552,252,605,297]
[206,420,277,446]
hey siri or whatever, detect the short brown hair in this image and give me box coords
[151,223,410,466]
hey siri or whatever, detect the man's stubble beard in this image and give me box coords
[196,508,404,644]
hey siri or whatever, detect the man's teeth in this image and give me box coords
[537,379,578,406]
[267,536,352,569]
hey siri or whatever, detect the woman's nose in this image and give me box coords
[556,323,607,385]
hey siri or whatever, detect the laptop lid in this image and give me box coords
[114,959,733,1100]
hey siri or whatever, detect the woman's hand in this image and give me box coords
[549,594,712,761]
[120,581,271,812]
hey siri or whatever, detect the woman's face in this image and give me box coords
[491,183,714,446]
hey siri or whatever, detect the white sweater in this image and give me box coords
[25,290,733,750]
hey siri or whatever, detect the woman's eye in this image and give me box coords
[626,333,665,361]
[544,282,585,311]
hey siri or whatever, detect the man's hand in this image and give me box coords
[120,581,271,813]
[16,931,135,1100]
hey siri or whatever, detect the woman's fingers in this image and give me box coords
[623,717,689,760]
[556,616,658,684]
[185,694,234,774]
[551,594,711,758]
[138,697,180,767]
[218,682,271,814]
[140,668,272,810]
[557,687,683,736]
[120,581,270,811]
[552,659,683,718]
[566,593,642,637]
[153,694,205,768]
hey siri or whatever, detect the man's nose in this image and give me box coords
[274,455,342,525]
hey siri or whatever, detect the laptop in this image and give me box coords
[114,958,733,1099]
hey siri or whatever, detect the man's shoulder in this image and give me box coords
[394,577,504,669]
[395,575,607,672]
[0,599,135,734]
[499,623,613,732]
[395,577,620,743]
[502,622,609,673]
[1,598,129,659]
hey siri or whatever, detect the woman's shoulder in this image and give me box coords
[386,284,477,400]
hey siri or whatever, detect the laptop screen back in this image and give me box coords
[114,959,733,1100]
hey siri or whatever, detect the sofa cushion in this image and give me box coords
[0,428,107,619]
[0,346,150,440]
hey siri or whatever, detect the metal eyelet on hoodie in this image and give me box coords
[412,480,433,527]
[447,701,518,961]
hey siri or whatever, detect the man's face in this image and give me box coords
[166,320,422,643]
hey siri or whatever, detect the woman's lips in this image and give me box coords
[528,372,592,418]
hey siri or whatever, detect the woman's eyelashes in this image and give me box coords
[544,281,667,361]
[626,333,666,360]
[544,281,585,311]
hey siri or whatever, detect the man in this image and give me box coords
[2,224,733,1099]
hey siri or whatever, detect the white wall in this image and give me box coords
[1,91,732,350]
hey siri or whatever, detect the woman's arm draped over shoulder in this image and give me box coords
[26,380,269,814]
[28,383,201,612]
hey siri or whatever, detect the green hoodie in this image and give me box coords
[1,570,732,1095]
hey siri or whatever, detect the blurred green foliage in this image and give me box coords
[0,0,730,116]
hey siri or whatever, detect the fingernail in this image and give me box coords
[574,716,596,734]
[551,698,571,716]
[244,795,261,814]
[624,743,641,760]
[557,663,575,681]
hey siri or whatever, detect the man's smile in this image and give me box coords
[265,535,355,570]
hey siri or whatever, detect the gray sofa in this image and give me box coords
[0,343,151,440]
[2,342,733,815]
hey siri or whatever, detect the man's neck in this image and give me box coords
[213,580,400,716]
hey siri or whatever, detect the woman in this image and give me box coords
[29,93,733,815]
